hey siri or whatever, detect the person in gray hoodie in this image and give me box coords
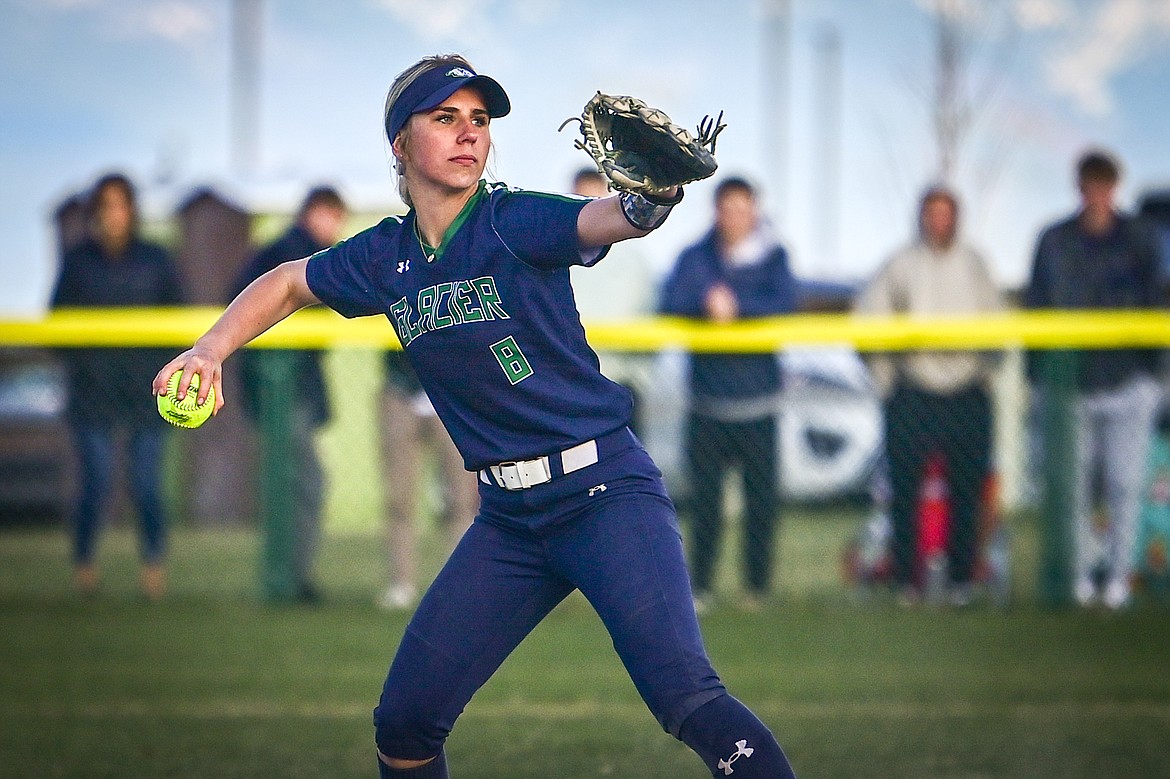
[855,184,1004,606]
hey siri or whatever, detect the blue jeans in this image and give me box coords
[71,424,168,565]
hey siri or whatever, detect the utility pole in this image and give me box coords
[812,23,842,275]
[230,0,263,176]
[761,0,791,231]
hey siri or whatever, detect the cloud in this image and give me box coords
[1044,0,1170,115]
[371,0,558,46]
[35,0,216,47]
[141,2,214,44]
[1012,0,1071,29]
[373,0,499,44]
[923,0,1170,116]
[917,0,985,25]
[511,0,561,26]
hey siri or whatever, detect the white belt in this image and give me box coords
[479,438,599,491]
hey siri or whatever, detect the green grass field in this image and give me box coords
[2,511,1169,779]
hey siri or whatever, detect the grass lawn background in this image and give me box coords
[2,503,1169,778]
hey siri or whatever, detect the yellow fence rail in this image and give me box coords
[2,308,1169,351]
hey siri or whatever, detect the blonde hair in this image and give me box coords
[384,53,477,209]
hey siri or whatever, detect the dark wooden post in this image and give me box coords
[53,194,89,255]
[174,188,256,527]
[1038,351,1077,607]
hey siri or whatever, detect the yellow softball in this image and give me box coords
[157,370,215,429]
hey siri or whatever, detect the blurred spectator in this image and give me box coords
[568,168,657,435]
[854,185,1004,607]
[232,186,347,603]
[659,176,797,610]
[1136,189,1170,298]
[377,352,477,610]
[1135,407,1170,600]
[1024,148,1165,610]
[51,172,183,600]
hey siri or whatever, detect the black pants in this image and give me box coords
[685,413,779,594]
[885,384,992,588]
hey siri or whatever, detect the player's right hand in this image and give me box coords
[152,345,225,415]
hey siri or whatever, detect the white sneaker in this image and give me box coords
[377,584,417,611]
[1073,576,1096,607]
[1103,578,1131,611]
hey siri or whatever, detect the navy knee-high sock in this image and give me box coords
[678,694,796,778]
[377,749,448,778]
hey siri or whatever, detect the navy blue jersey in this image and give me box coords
[306,181,633,470]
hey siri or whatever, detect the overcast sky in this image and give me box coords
[3,0,1170,315]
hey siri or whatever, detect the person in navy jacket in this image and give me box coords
[1024,149,1166,610]
[660,177,798,610]
[52,172,183,600]
[231,185,348,603]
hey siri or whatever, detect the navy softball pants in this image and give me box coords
[373,445,727,759]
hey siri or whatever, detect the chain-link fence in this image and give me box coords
[5,183,1166,605]
[3,309,1168,608]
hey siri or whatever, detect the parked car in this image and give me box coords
[1137,188,1170,282]
[638,346,882,504]
[779,347,882,501]
[0,349,73,524]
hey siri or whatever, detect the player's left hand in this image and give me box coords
[560,92,725,199]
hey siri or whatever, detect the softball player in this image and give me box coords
[154,54,796,779]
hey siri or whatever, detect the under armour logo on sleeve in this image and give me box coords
[717,739,754,775]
